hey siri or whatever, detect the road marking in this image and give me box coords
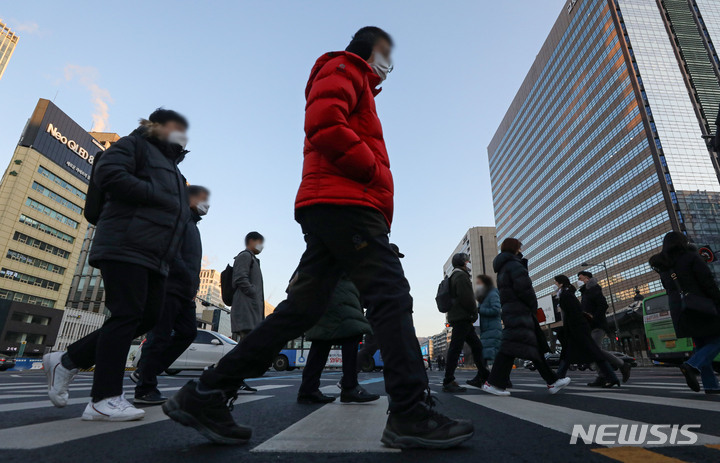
[568,392,720,412]
[592,447,686,462]
[252,397,399,453]
[457,395,720,447]
[0,394,47,400]
[0,395,272,449]
[359,377,385,385]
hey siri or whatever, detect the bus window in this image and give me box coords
[644,294,669,314]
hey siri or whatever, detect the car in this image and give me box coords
[132,329,237,375]
[524,351,637,371]
[0,354,16,371]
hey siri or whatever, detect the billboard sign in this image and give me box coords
[537,294,556,326]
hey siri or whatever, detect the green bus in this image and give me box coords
[642,292,720,365]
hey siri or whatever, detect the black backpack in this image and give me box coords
[84,135,146,225]
[220,251,255,306]
[435,275,453,313]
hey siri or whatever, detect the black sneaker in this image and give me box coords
[601,379,620,389]
[297,390,336,404]
[162,380,252,445]
[134,390,168,405]
[587,377,604,387]
[129,370,140,384]
[382,401,474,449]
[620,363,632,383]
[340,385,380,403]
[466,372,488,389]
[680,363,701,392]
[238,380,257,393]
[442,381,467,393]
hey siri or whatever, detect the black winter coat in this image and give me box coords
[447,268,478,324]
[89,124,189,276]
[653,250,720,339]
[556,287,607,364]
[579,278,609,332]
[166,211,202,299]
[494,252,549,361]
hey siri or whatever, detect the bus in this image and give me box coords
[642,292,720,365]
[272,336,384,372]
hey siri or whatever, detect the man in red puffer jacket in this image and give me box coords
[163,27,474,450]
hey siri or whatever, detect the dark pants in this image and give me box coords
[67,261,166,401]
[357,332,379,371]
[444,321,489,385]
[200,205,428,413]
[135,293,197,395]
[488,352,557,388]
[299,336,361,395]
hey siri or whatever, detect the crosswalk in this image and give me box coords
[0,372,719,461]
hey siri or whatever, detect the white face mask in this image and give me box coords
[577,280,585,286]
[195,201,210,216]
[255,243,264,254]
[167,131,188,150]
[370,53,392,82]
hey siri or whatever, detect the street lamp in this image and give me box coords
[581,261,621,349]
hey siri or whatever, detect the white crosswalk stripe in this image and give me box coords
[567,391,720,412]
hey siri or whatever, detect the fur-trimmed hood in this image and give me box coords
[132,119,188,163]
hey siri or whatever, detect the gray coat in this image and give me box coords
[230,250,264,333]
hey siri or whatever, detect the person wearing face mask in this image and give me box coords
[44,109,191,421]
[476,275,502,369]
[163,27,473,449]
[131,185,210,404]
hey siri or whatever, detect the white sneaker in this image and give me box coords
[82,394,145,421]
[43,351,77,407]
[481,381,511,396]
[548,377,572,394]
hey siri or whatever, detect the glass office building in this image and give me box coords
[488,0,720,311]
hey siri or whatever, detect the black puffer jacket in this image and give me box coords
[651,249,720,339]
[556,287,607,364]
[494,251,549,361]
[579,278,609,333]
[89,122,189,276]
[166,210,202,299]
[447,268,478,324]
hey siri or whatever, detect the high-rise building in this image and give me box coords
[0,99,117,311]
[488,0,720,312]
[444,227,498,283]
[197,269,224,309]
[0,20,19,81]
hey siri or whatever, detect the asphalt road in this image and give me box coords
[1,367,719,462]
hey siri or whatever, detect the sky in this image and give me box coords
[0,1,567,337]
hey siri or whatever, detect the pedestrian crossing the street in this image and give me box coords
[1,370,720,462]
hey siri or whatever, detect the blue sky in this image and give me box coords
[0,1,566,336]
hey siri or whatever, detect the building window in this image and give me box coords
[6,250,66,275]
[0,268,61,291]
[0,289,55,308]
[37,166,86,200]
[31,181,83,215]
[18,215,75,244]
[24,198,79,229]
[4,331,46,345]
[10,312,51,326]
[12,232,71,259]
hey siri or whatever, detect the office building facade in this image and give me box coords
[0,20,18,81]
[444,227,498,283]
[0,99,116,313]
[488,0,720,312]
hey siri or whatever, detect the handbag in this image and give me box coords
[670,271,719,317]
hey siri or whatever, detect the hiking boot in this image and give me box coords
[620,363,632,383]
[297,390,336,404]
[340,385,380,403]
[442,381,467,393]
[382,400,474,449]
[162,380,252,445]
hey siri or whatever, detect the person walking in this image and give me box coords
[43,109,191,421]
[476,274,502,368]
[649,231,720,394]
[297,276,379,404]
[482,238,571,397]
[162,27,473,449]
[131,185,210,404]
[442,253,490,392]
[577,270,631,385]
[230,232,265,393]
[553,275,620,388]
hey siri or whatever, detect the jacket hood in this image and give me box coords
[305,51,382,100]
[585,277,599,289]
[493,251,518,274]
[132,120,189,163]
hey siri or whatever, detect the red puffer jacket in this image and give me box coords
[295,51,394,226]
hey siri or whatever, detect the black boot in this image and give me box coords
[340,385,380,403]
[680,363,701,392]
[442,381,467,393]
[162,380,252,445]
[382,400,474,449]
[620,363,632,383]
[466,371,488,388]
[297,390,336,404]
